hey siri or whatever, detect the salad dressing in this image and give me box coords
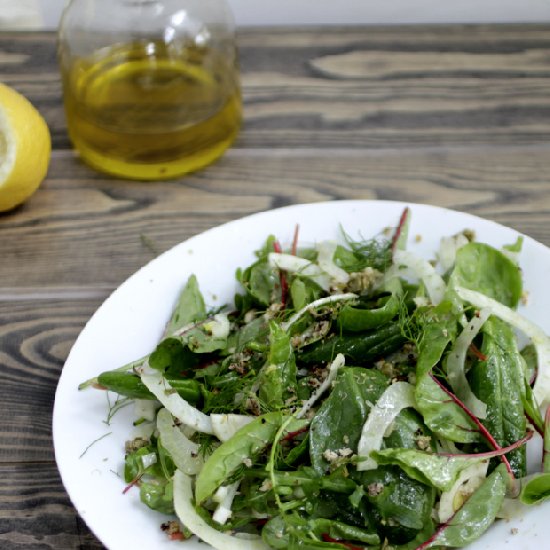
[62,41,241,180]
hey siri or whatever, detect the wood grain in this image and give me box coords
[3,26,550,150]
[1,145,550,288]
[0,463,103,549]
[2,25,550,549]
[0,298,105,462]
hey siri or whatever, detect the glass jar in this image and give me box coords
[58,0,242,180]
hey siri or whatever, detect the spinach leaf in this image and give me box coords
[337,293,400,332]
[308,518,380,545]
[469,317,527,477]
[520,408,550,505]
[418,464,508,548]
[195,412,283,503]
[309,368,388,474]
[96,369,201,403]
[289,277,323,312]
[371,448,488,491]
[520,473,550,505]
[448,242,522,308]
[236,236,280,309]
[166,274,207,334]
[227,316,269,353]
[140,479,175,515]
[149,337,200,373]
[262,514,344,549]
[383,408,435,452]
[414,303,481,444]
[300,323,406,365]
[354,465,436,544]
[258,322,298,410]
[124,444,162,483]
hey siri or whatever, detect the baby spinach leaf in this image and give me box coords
[236,237,280,308]
[520,473,550,505]
[262,514,343,549]
[149,337,200,373]
[195,413,308,504]
[97,369,201,403]
[521,343,538,384]
[522,378,544,435]
[300,323,406,364]
[140,479,175,515]
[414,303,481,443]
[383,408,435,452]
[371,448,488,491]
[354,465,436,544]
[258,322,298,410]
[418,464,508,548]
[166,274,207,334]
[470,317,527,477]
[337,293,400,332]
[289,277,323,312]
[228,316,269,353]
[415,376,481,444]
[195,412,283,503]
[309,368,388,474]
[124,445,162,483]
[308,518,380,545]
[448,242,522,308]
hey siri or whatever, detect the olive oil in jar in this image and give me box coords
[61,41,242,180]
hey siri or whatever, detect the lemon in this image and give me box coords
[0,83,51,212]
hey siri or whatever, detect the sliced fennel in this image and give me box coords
[211,414,254,442]
[268,252,331,291]
[438,461,489,523]
[445,308,491,419]
[357,382,417,471]
[212,481,240,525]
[157,408,204,475]
[174,470,269,550]
[316,240,350,285]
[392,249,446,305]
[296,353,345,420]
[141,370,214,434]
[455,285,550,409]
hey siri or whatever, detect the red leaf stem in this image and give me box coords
[321,534,363,550]
[281,426,309,442]
[437,430,533,460]
[273,239,288,308]
[122,473,143,495]
[415,515,454,550]
[428,374,515,480]
[468,343,487,362]
[391,207,410,254]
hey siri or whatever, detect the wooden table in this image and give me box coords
[2,24,550,548]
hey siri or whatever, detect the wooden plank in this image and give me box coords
[0,298,105,462]
[1,146,550,288]
[0,462,103,549]
[2,26,550,150]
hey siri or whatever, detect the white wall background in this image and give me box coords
[2,0,550,29]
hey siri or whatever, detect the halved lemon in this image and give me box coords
[0,83,51,212]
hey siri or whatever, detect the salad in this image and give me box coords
[81,207,550,549]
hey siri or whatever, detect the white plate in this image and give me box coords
[53,200,550,550]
